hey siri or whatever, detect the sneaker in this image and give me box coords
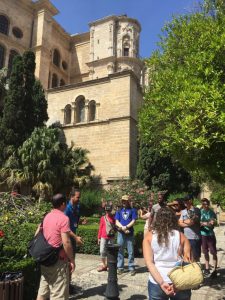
[210,270,217,279]
[203,269,210,277]
[130,270,136,276]
[117,269,124,275]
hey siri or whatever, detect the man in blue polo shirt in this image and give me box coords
[65,189,83,295]
[115,194,138,275]
[65,189,83,250]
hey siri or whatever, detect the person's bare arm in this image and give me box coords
[61,232,75,273]
[68,231,83,245]
[143,232,175,296]
[140,212,150,220]
[180,233,192,262]
[116,219,123,230]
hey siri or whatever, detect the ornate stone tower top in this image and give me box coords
[88,15,143,81]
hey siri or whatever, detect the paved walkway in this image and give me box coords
[71,224,225,300]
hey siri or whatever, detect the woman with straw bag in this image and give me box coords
[143,207,192,300]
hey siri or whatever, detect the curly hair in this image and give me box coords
[152,207,179,247]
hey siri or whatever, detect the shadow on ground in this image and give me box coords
[127,295,147,300]
[202,268,225,291]
[71,284,127,299]
[135,266,148,274]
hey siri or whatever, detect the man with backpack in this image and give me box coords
[36,193,75,300]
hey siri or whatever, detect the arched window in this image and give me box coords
[8,50,19,75]
[0,44,5,69]
[76,96,85,123]
[53,49,60,67]
[0,15,9,35]
[52,73,58,88]
[89,100,96,121]
[64,104,72,125]
[122,35,130,57]
[60,79,65,86]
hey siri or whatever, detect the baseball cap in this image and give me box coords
[121,195,130,201]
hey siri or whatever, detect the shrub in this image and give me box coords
[77,221,144,256]
[0,256,39,300]
[2,223,36,251]
[104,180,151,209]
[77,226,99,255]
[209,182,225,210]
[80,189,103,216]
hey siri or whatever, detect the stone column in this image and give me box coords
[72,102,76,124]
[84,99,89,122]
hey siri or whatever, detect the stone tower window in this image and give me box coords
[8,50,19,75]
[122,35,130,57]
[123,48,129,57]
[0,15,9,35]
[64,104,72,125]
[52,73,58,88]
[89,100,96,121]
[76,96,85,123]
[53,49,60,67]
[0,44,5,69]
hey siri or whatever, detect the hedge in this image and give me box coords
[0,219,145,300]
[0,256,39,300]
[77,222,144,256]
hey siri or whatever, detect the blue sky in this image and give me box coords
[51,0,201,58]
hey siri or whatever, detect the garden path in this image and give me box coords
[70,224,225,300]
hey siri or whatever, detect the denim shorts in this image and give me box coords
[148,281,191,300]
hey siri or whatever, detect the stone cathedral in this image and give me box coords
[0,0,145,185]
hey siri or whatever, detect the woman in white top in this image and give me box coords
[143,207,192,300]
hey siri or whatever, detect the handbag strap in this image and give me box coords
[104,215,113,228]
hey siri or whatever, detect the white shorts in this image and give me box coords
[100,238,114,258]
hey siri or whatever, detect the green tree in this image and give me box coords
[139,3,225,182]
[0,51,48,166]
[0,56,26,157]
[23,51,48,130]
[32,80,48,128]
[0,68,7,116]
[22,51,36,136]
[0,127,92,198]
[136,143,197,193]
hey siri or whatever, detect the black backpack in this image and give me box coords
[28,224,62,267]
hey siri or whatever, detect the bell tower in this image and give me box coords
[88,15,143,81]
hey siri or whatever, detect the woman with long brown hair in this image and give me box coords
[143,207,192,300]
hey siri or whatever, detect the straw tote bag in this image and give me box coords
[167,261,204,290]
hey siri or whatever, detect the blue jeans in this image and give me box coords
[117,232,134,271]
[148,281,191,300]
[189,239,201,261]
